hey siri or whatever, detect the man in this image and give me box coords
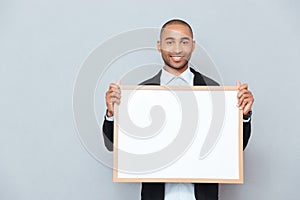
[102,19,254,200]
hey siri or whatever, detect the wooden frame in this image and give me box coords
[113,86,243,183]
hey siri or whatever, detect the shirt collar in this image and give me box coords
[160,67,194,86]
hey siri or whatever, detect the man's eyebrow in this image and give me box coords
[164,37,191,40]
[165,37,175,40]
[181,37,191,40]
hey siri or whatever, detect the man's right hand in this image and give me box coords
[105,81,121,117]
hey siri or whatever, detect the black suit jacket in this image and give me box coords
[102,67,251,200]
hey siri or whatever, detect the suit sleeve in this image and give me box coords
[102,114,114,152]
[243,120,251,150]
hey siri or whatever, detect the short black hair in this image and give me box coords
[160,19,193,39]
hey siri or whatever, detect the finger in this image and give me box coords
[238,92,253,106]
[109,84,121,91]
[108,88,121,95]
[239,96,254,112]
[108,94,121,103]
[239,98,248,110]
[237,89,250,98]
[236,81,242,90]
[109,91,121,99]
[110,98,121,106]
[238,90,252,100]
[116,80,120,86]
[114,99,120,105]
[241,99,253,115]
[237,93,252,106]
[239,83,248,91]
[237,81,249,90]
[108,85,121,96]
[107,89,121,97]
[237,80,241,89]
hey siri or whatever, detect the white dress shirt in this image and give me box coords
[160,67,196,200]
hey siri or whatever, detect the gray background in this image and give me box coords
[1,0,299,199]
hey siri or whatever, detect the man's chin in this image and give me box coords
[169,63,188,70]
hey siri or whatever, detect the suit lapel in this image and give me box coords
[148,67,206,86]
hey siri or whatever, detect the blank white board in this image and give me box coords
[113,86,243,183]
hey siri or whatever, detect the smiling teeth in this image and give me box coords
[172,56,182,61]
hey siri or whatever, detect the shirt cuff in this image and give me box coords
[243,117,251,123]
[105,115,114,121]
[243,111,252,123]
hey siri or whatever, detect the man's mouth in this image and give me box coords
[170,56,184,62]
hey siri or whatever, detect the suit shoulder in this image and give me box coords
[139,70,161,85]
[190,67,219,86]
[202,74,219,86]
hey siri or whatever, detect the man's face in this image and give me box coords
[158,24,195,74]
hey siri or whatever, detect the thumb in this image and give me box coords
[116,80,121,86]
[236,80,241,89]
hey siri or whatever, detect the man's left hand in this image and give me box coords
[237,81,254,115]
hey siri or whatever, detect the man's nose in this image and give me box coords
[174,42,182,54]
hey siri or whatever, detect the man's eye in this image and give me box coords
[182,41,189,45]
[166,41,173,45]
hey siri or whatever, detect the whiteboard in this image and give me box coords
[113,86,243,183]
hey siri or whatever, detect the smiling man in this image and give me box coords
[103,19,254,200]
[158,21,195,76]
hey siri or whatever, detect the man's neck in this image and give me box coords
[163,65,189,76]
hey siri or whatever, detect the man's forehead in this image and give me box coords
[161,24,193,39]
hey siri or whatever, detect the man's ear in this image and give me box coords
[192,40,196,52]
[157,40,161,52]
